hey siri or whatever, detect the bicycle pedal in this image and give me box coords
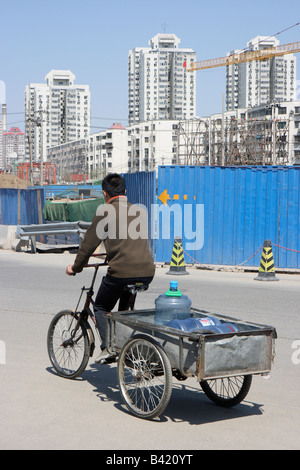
[102,355,117,365]
[95,349,117,364]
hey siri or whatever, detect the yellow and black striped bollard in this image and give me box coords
[166,237,189,275]
[254,240,279,281]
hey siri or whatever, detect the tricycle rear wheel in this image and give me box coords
[200,375,252,407]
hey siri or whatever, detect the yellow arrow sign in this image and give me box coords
[158,189,171,205]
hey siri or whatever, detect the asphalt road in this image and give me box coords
[0,250,299,450]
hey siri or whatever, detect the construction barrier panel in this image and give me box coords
[155,165,300,269]
[123,171,156,253]
[0,188,45,225]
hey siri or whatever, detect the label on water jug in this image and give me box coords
[199,318,214,327]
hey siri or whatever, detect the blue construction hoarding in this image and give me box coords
[155,166,300,269]
[123,171,156,252]
[36,184,102,199]
[0,168,299,269]
[0,188,45,225]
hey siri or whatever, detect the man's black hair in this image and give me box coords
[102,173,126,197]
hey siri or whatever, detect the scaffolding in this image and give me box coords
[17,162,57,184]
[178,117,290,166]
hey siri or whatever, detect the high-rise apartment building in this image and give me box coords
[2,127,25,169]
[25,70,90,161]
[128,34,196,125]
[226,36,296,110]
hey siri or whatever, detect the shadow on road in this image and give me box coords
[59,363,264,425]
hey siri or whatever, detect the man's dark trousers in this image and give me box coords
[94,274,153,349]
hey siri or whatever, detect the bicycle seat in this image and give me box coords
[127,283,149,294]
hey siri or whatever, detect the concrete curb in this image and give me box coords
[0,227,299,275]
[0,225,17,250]
[155,262,300,275]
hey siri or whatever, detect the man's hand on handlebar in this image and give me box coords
[66,253,106,276]
[66,265,76,276]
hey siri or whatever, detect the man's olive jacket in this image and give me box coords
[72,196,155,278]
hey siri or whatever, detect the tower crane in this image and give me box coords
[185,40,300,71]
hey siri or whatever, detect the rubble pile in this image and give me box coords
[0,174,29,189]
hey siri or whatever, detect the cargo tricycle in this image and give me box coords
[47,258,277,419]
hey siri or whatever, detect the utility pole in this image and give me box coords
[33,110,44,185]
[208,116,211,165]
[268,102,280,164]
[27,101,34,186]
[221,93,225,165]
[131,133,136,172]
[26,108,45,185]
[39,110,44,185]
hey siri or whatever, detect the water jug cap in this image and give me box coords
[165,281,182,297]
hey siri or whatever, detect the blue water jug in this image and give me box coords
[154,281,191,325]
[167,316,239,333]
[167,316,219,332]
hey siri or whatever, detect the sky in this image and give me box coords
[1,0,300,133]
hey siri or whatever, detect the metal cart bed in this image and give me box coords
[107,308,277,419]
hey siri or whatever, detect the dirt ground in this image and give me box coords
[0,173,29,189]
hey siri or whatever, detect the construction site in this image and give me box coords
[177,114,291,166]
[178,39,300,166]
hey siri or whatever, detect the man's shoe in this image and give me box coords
[95,348,117,365]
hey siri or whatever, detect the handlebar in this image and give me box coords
[84,252,108,269]
[68,253,108,276]
[84,263,107,268]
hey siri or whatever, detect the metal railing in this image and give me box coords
[17,221,91,253]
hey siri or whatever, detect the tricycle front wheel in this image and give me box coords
[117,334,172,419]
[200,375,252,407]
[47,310,90,379]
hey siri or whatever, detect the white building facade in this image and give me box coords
[226,36,296,111]
[128,34,196,125]
[247,100,300,164]
[0,104,7,170]
[128,119,179,171]
[87,123,128,179]
[25,70,90,162]
[47,120,180,180]
[2,127,25,170]
[48,123,129,182]
[47,102,300,183]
